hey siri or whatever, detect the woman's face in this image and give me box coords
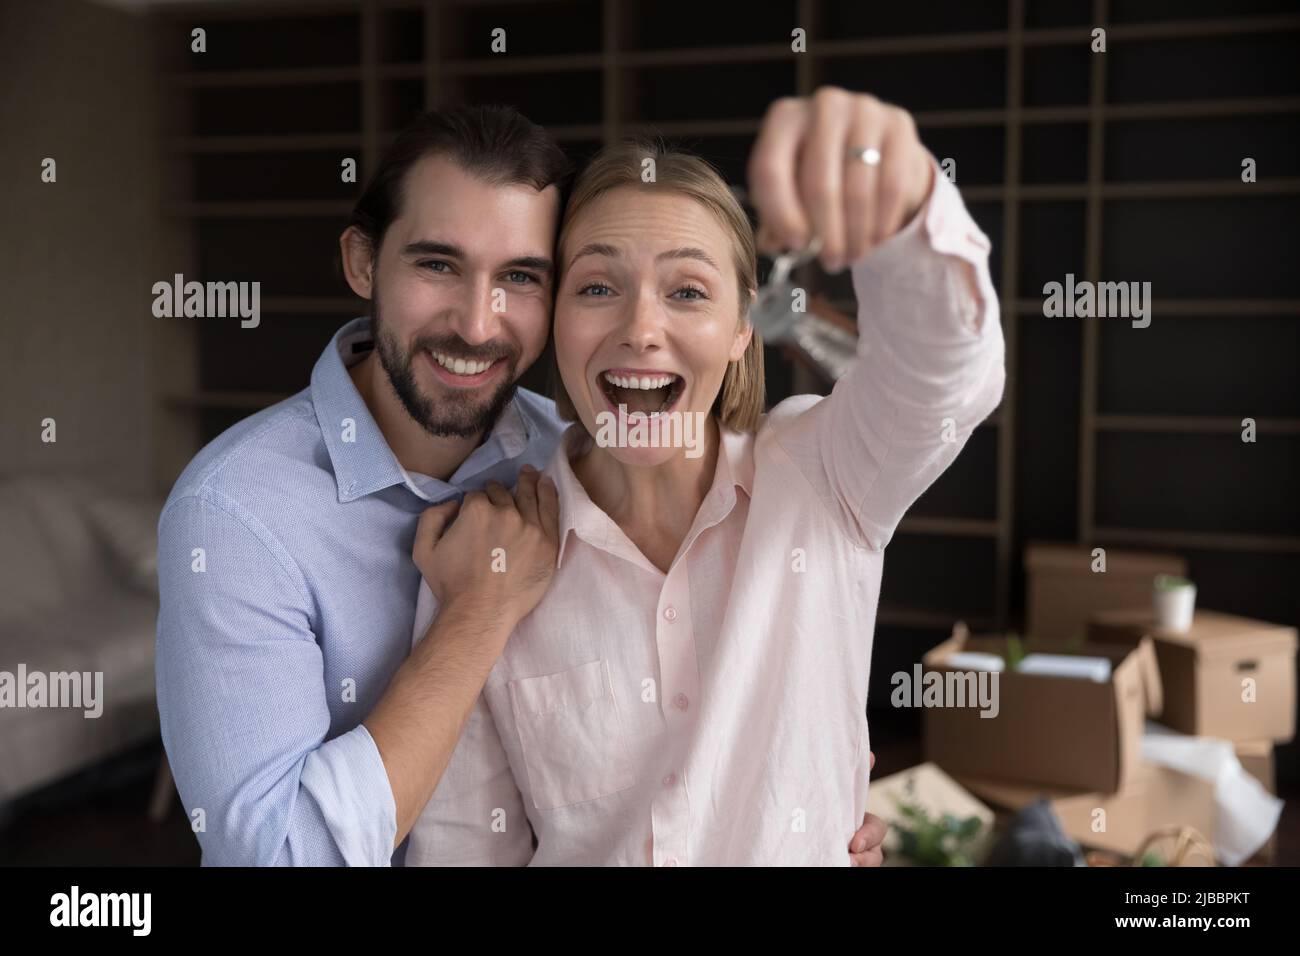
[555,187,752,466]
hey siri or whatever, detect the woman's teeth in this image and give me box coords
[430,350,493,375]
[602,371,677,390]
[600,370,683,415]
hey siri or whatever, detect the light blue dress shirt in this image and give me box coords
[155,317,565,866]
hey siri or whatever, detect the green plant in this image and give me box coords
[1154,574,1192,590]
[1003,632,1027,669]
[890,792,985,867]
[1139,851,1166,867]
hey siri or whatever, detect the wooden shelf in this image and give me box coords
[1096,415,1300,435]
[155,0,361,21]
[171,66,362,88]
[897,517,1001,538]
[877,604,994,632]
[542,124,605,142]
[168,200,354,219]
[1094,527,1300,555]
[376,123,603,144]
[169,133,365,154]
[623,118,761,137]
[959,179,1300,202]
[164,100,1300,154]
[442,53,605,76]
[1008,299,1300,317]
[376,62,425,79]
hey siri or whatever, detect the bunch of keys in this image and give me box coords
[751,237,860,382]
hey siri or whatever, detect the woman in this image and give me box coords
[408,88,1004,865]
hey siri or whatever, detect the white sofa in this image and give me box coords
[0,475,162,805]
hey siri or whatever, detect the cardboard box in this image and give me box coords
[957,762,1217,863]
[1239,740,1277,861]
[1088,609,1297,743]
[1025,542,1187,641]
[1235,740,1277,861]
[922,623,1162,793]
[869,762,995,866]
[1235,739,1275,793]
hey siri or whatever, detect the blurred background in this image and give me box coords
[1,0,1296,866]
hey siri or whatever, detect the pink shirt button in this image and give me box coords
[674,693,690,711]
[663,773,677,788]
[663,606,678,622]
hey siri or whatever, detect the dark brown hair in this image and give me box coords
[348,104,571,255]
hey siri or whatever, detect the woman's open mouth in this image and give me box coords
[598,368,685,416]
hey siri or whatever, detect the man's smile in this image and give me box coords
[423,348,510,389]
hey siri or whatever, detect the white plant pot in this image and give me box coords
[1153,583,1196,633]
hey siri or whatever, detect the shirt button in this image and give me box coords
[663,773,677,788]
[663,857,678,867]
[663,606,678,622]
[673,693,690,712]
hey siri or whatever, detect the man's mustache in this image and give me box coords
[411,334,518,365]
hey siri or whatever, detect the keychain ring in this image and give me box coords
[767,235,823,288]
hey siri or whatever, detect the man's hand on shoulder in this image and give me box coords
[413,465,560,639]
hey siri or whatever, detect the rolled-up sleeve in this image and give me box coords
[156,489,398,866]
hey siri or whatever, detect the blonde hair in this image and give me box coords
[551,141,764,432]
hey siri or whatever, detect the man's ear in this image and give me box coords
[340,226,376,299]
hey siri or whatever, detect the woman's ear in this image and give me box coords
[339,226,376,299]
[729,320,753,362]
[729,291,757,361]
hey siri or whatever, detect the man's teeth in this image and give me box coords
[602,372,678,390]
[430,350,493,375]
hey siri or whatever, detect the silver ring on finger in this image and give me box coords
[846,146,882,167]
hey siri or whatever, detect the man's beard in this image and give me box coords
[370,293,520,440]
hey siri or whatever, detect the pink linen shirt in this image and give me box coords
[406,166,1005,866]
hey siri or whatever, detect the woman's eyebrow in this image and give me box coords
[657,247,720,272]
[567,242,720,273]
[570,241,621,263]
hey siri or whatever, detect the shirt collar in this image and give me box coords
[311,317,534,504]
[550,419,754,570]
[455,394,531,477]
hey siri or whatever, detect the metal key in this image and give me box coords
[751,236,860,382]
[751,237,823,341]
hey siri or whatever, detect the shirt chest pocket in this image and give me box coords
[508,659,636,811]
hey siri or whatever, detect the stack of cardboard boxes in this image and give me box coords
[919,542,1296,864]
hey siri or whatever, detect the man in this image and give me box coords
[156,103,888,866]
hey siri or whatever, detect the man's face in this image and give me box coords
[366,154,559,438]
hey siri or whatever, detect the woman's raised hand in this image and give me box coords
[747,87,934,273]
